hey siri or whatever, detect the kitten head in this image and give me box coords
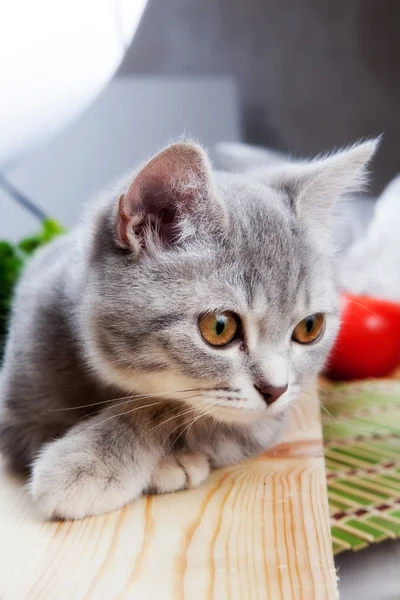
[83,139,377,423]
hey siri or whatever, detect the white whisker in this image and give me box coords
[162,408,203,450]
[147,396,206,435]
[49,387,209,412]
[165,399,223,453]
[75,401,163,436]
[181,399,226,442]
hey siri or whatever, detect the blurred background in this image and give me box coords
[2,0,400,241]
[1,2,400,597]
[121,0,400,194]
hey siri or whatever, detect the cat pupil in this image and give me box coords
[306,316,314,333]
[215,317,226,336]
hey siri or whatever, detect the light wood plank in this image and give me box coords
[0,385,337,600]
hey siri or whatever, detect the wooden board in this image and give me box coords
[0,385,337,600]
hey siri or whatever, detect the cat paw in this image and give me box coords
[30,439,142,520]
[150,451,210,494]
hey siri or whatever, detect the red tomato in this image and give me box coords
[325,293,400,380]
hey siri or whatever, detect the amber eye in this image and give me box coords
[292,313,325,344]
[198,312,239,347]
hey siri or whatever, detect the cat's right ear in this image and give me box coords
[261,139,379,231]
[115,142,226,254]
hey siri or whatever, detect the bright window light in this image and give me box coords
[0,0,147,167]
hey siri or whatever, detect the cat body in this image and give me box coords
[0,140,376,519]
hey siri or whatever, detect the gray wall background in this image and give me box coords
[120,0,400,194]
[2,78,239,240]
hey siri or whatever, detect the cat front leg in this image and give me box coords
[30,407,163,520]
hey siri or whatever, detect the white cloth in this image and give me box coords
[337,176,400,302]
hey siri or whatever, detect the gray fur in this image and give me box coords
[0,140,376,519]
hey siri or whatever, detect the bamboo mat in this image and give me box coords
[321,379,400,556]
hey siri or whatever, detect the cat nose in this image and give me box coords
[254,378,288,406]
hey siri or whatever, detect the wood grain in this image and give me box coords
[0,385,337,600]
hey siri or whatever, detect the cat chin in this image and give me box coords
[209,405,272,424]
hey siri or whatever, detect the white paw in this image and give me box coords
[177,451,210,488]
[150,452,210,494]
[30,439,142,520]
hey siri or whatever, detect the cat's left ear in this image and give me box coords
[116,142,225,253]
[266,139,379,227]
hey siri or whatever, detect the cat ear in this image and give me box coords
[116,142,221,252]
[265,139,379,227]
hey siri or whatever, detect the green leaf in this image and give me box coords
[0,219,65,360]
[41,218,66,241]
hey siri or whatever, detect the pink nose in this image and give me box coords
[254,378,288,406]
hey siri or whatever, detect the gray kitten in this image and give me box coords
[0,139,376,520]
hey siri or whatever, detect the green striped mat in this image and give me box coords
[321,379,400,556]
